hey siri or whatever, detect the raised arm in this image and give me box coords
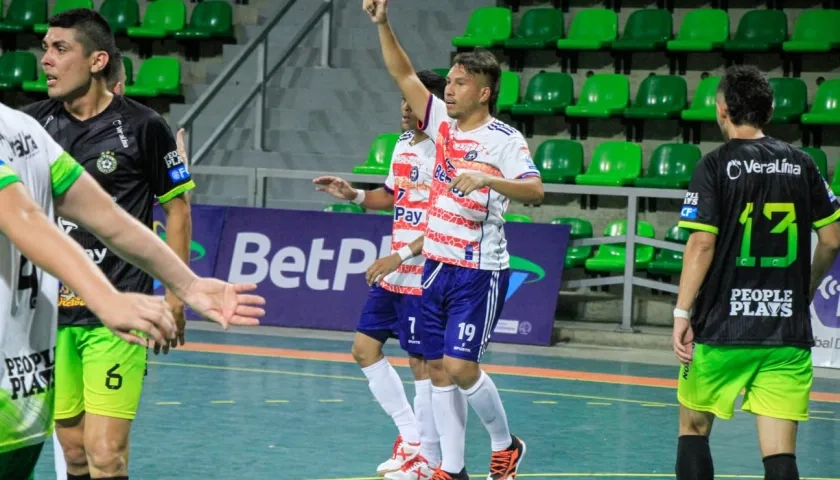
[364,0,432,123]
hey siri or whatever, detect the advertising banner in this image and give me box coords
[204,206,569,346]
[810,232,840,368]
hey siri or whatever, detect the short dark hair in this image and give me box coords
[717,65,774,128]
[417,70,446,99]
[49,8,118,79]
[107,49,123,88]
[451,48,501,114]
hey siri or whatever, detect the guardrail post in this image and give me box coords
[320,0,333,68]
[255,39,267,151]
[620,193,639,332]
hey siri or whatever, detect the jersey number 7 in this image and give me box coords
[737,202,797,268]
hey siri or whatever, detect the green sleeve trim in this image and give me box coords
[813,209,840,229]
[50,152,84,197]
[678,221,719,235]
[0,166,21,191]
[157,180,195,204]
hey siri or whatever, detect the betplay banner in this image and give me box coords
[153,205,569,346]
[810,232,840,368]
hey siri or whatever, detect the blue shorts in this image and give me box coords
[356,284,423,356]
[420,259,511,362]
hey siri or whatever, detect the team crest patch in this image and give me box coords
[464,150,478,161]
[96,151,117,174]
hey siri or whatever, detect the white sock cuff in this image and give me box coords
[432,384,458,394]
[361,357,389,376]
[415,379,432,393]
[461,370,487,396]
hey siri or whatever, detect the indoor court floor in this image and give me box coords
[34,324,840,480]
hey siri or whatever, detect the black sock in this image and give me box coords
[676,435,714,480]
[764,453,799,480]
[67,474,91,480]
[91,477,128,480]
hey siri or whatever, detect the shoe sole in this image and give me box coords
[510,437,526,480]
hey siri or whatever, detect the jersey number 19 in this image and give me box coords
[17,256,39,308]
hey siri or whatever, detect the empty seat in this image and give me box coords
[801,79,840,126]
[681,76,721,122]
[451,7,512,49]
[585,220,656,272]
[647,225,690,276]
[127,0,186,39]
[768,77,807,124]
[504,8,563,50]
[550,217,594,268]
[123,56,181,97]
[532,139,583,184]
[667,9,729,52]
[611,9,672,52]
[352,133,400,176]
[0,0,48,33]
[624,74,687,120]
[800,147,827,179]
[556,8,617,72]
[503,213,532,223]
[634,143,701,189]
[0,51,37,91]
[34,0,93,34]
[99,0,140,35]
[511,72,573,116]
[724,9,787,53]
[575,141,642,186]
[324,203,365,214]
[496,70,520,112]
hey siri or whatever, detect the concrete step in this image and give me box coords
[554,321,672,350]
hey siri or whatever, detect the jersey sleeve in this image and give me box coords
[33,118,84,197]
[140,115,195,204]
[678,154,719,235]
[0,159,21,191]
[384,156,396,194]
[417,94,448,141]
[807,153,840,229]
[499,135,541,180]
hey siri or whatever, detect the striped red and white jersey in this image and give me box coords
[380,130,435,295]
[418,94,541,271]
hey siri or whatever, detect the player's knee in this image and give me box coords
[763,454,799,480]
[86,436,129,475]
[442,356,480,388]
[351,334,384,367]
[62,442,89,470]
[408,354,427,380]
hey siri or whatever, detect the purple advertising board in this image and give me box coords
[207,206,570,346]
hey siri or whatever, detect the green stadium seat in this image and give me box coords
[768,77,807,124]
[34,0,93,34]
[121,55,134,86]
[22,68,48,93]
[647,225,690,276]
[532,139,583,184]
[0,51,37,91]
[565,74,629,139]
[575,141,642,187]
[376,210,393,216]
[555,8,617,73]
[127,0,186,42]
[510,72,573,136]
[610,9,672,73]
[801,79,840,125]
[830,161,840,196]
[623,75,686,141]
[723,9,787,53]
[680,76,721,143]
[504,213,532,223]
[324,204,365,214]
[432,67,449,78]
[800,147,828,180]
[123,56,181,97]
[496,70,520,112]
[451,7,512,49]
[550,217,593,268]
[666,9,729,74]
[173,0,232,40]
[352,133,400,175]
[504,8,564,71]
[585,220,656,273]
[0,0,48,34]
[634,143,701,189]
[782,10,840,76]
[99,0,140,35]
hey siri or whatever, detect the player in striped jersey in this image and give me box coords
[313,70,446,479]
[364,1,544,479]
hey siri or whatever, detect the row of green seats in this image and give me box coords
[352,133,830,188]
[509,72,840,140]
[0,50,182,97]
[0,0,233,57]
[455,6,840,56]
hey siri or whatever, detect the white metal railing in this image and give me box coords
[178,0,333,165]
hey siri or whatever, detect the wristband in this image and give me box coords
[397,245,414,262]
[351,189,366,205]
[673,308,690,319]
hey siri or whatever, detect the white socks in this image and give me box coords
[362,357,420,444]
[461,370,512,451]
[414,379,441,467]
[53,432,66,479]
[432,384,468,473]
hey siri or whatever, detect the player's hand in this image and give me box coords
[98,293,178,348]
[179,278,265,329]
[153,300,186,355]
[363,0,388,24]
[672,316,694,364]
[313,176,359,202]
[365,253,402,286]
[448,171,491,197]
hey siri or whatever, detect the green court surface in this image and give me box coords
[35,329,840,480]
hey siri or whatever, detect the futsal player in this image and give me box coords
[21,9,195,479]
[312,69,446,479]
[363,1,544,479]
[673,65,840,480]
[0,100,264,480]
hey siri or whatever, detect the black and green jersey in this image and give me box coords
[20,96,195,327]
[678,136,840,347]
